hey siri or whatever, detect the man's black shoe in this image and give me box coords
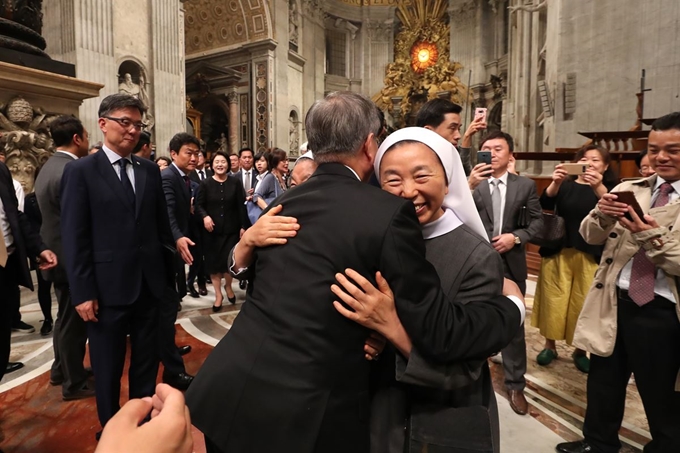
[556,440,594,453]
[63,382,96,401]
[11,320,35,333]
[6,362,24,373]
[40,319,53,336]
[187,284,200,298]
[163,372,194,391]
[239,280,247,290]
[198,285,208,296]
[178,345,192,356]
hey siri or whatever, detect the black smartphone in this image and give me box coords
[477,151,492,166]
[611,191,647,223]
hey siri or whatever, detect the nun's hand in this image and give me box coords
[468,163,492,190]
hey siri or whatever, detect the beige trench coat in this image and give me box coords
[575,175,680,391]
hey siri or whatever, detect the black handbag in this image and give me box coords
[530,208,566,248]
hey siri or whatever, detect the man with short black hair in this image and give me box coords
[235,148,257,196]
[61,93,176,431]
[416,98,485,176]
[159,132,198,390]
[228,153,240,175]
[35,115,94,401]
[133,131,152,160]
[470,130,543,416]
[557,111,680,453]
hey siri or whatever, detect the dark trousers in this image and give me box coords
[50,282,88,395]
[175,255,187,300]
[87,282,160,428]
[0,253,20,381]
[583,294,680,453]
[35,270,53,321]
[187,239,206,288]
[501,275,527,391]
[158,287,185,376]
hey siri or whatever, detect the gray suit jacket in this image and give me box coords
[473,172,543,284]
[34,151,77,283]
[371,225,517,453]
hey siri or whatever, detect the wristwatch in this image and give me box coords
[513,235,521,245]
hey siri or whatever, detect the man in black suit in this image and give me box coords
[233,147,257,290]
[34,115,94,400]
[187,149,212,296]
[160,132,200,390]
[0,161,57,381]
[60,94,175,430]
[469,130,543,415]
[233,147,257,199]
[186,91,524,453]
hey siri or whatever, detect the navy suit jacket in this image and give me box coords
[60,150,174,306]
[161,164,192,242]
[0,161,45,290]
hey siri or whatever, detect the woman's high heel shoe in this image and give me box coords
[227,294,236,304]
[212,302,223,312]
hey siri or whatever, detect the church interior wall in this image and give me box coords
[551,0,680,150]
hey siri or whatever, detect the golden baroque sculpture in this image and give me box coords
[373,0,467,121]
[0,97,55,193]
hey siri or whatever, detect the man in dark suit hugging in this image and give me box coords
[469,130,543,415]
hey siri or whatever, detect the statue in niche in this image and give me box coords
[0,97,55,193]
[289,0,299,45]
[289,115,299,157]
[215,133,228,152]
[118,73,140,98]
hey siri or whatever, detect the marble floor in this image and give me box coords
[0,276,649,453]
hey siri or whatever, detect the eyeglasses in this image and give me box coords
[103,116,146,131]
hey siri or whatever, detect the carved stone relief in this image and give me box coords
[0,97,56,193]
[289,0,299,45]
[254,61,269,153]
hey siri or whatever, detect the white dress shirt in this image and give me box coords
[102,145,136,192]
[617,177,680,303]
[488,171,509,233]
[13,179,24,212]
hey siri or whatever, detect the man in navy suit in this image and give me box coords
[159,132,200,390]
[60,94,175,430]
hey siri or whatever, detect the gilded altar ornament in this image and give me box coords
[372,0,467,122]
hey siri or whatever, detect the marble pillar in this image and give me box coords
[151,0,184,153]
[227,90,239,154]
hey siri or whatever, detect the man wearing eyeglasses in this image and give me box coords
[60,94,176,434]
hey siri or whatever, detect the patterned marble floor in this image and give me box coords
[0,276,650,453]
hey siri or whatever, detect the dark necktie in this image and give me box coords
[183,175,191,193]
[117,159,135,209]
[244,171,251,191]
[628,182,674,306]
[199,170,205,180]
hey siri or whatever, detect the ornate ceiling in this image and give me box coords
[184,0,271,55]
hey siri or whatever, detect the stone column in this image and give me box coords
[151,0,184,154]
[227,90,239,154]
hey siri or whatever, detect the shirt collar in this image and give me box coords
[55,150,79,160]
[102,144,133,165]
[488,171,509,185]
[654,176,680,194]
[171,162,186,177]
[344,165,361,181]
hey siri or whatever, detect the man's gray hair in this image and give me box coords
[305,91,382,164]
[98,93,147,118]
